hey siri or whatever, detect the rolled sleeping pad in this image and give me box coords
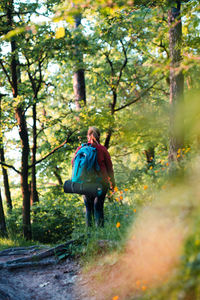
[63,180,103,197]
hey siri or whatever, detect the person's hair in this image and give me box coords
[87,126,100,143]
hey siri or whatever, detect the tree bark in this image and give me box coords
[15,107,31,239]
[0,189,8,237]
[26,56,43,205]
[0,239,78,270]
[73,14,86,110]
[0,147,12,210]
[31,102,39,204]
[0,97,12,210]
[104,128,113,150]
[144,147,155,168]
[168,1,184,161]
[104,90,117,149]
[7,1,31,239]
[53,166,63,186]
[73,70,86,110]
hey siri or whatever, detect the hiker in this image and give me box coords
[72,127,115,227]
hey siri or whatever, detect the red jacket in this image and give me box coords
[72,143,115,187]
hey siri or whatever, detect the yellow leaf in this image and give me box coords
[66,16,75,26]
[195,240,200,246]
[55,27,65,39]
[3,27,25,40]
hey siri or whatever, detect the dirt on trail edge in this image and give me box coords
[0,244,90,300]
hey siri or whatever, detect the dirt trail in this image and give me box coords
[0,246,90,300]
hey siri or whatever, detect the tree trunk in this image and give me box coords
[104,128,113,149]
[0,97,12,210]
[168,1,184,161]
[7,1,31,239]
[73,14,86,110]
[104,90,117,149]
[53,166,63,186]
[73,70,86,110]
[0,147,12,210]
[15,107,31,239]
[0,189,8,237]
[144,147,155,168]
[31,102,39,204]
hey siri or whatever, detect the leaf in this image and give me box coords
[3,27,25,40]
[55,27,65,39]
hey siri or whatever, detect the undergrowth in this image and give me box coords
[1,147,199,299]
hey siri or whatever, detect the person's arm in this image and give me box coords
[104,149,115,189]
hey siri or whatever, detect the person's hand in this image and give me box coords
[110,184,116,193]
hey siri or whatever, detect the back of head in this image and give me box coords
[87,126,100,144]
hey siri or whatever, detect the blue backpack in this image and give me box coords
[72,143,100,183]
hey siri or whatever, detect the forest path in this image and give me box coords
[0,245,90,300]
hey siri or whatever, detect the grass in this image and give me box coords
[1,149,199,299]
[0,237,37,251]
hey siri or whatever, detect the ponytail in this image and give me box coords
[87,127,100,144]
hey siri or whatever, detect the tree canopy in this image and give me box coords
[0,0,200,297]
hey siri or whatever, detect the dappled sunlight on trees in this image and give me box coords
[0,0,200,298]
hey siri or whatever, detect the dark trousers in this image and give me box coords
[83,183,109,227]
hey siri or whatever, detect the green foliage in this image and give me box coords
[31,188,85,243]
[0,237,36,251]
[70,199,136,260]
[0,0,200,298]
[5,186,85,243]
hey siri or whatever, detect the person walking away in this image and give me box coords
[72,127,115,227]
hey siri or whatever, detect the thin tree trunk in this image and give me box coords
[168,1,184,161]
[104,128,112,150]
[104,90,117,149]
[73,70,86,110]
[0,189,8,237]
[0,147,12,210]
[15,107,31,239]
[7,2,31,239]
[73,14,86,110]
[53,166,63,186]
[31,102,39,204]
[0,97,12,210]
[144,147,155,168]
[26,62,42,205]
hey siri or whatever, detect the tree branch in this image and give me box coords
[152,41,169,59]
[28,130,77,169]
[36,60,43,95]
[0,59,13,89]
[0,162,21,174]
[86,69,110,86]
[114,77,164,112]
[116,39,128,87]
[104,52,115,77]
[24,49,46,97]
[0,10,51,20]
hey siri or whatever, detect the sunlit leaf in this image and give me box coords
[3,27,25,40]
[55,27,65,39]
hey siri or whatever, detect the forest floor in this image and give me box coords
[0,244,92,300]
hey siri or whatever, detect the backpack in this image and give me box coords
[72,143,100,184]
